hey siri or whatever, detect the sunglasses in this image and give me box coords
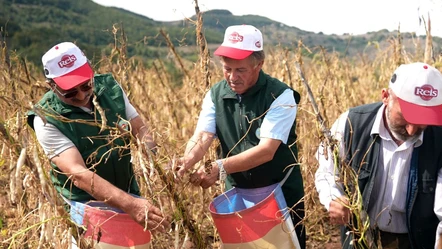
[53,80,93,99]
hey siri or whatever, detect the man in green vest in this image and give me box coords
[175,25,306,248]
[315,62,442,249]
[27,42,170,241]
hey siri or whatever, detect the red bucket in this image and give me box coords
[209,183,300,249]
[70,200,151,248]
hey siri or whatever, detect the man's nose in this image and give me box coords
[74,88,88,100]
[405,124,426,135]
[228,71,238,82]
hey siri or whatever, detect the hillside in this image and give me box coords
[2,1,442,249]
[1,0,441,66]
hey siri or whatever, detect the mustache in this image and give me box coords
[390,125,424,141]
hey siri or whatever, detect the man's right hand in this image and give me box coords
[173,157,189,178]
[329,197,351,225]
[128,197,171,234]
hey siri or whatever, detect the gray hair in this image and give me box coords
[250,50,265,63]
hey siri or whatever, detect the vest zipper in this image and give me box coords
[237,94,244,151]
[237,94,252,181]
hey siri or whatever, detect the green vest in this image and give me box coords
[210,70,304,207]
[27,74,139,201]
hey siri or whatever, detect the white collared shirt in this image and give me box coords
[195,89,297,144]
[33,85,138,159]
[315,105,442,235]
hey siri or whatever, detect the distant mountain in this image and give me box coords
[1,0,441,66]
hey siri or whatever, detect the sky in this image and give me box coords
[92,0,442,38]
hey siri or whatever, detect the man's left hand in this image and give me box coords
[189,162,219,188]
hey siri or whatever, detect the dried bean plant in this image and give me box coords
[0,5,440,249]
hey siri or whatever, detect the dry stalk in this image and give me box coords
[31,142,54,205]
[151,61,187,126]
[139,145,153,180]
[174,219,181,249]
[159,29,190,78]
[181,231,192,249]
[136,137,155,201]
[9,149,17,204]
[394,28,404,66]
[193,0,212,88]
[112,23,131,92]
[318,46,334,120]
[12,147,26,204]
[294,62,330,143]
[295,61,376,248]
[140,145,207,248]
[423,14,434,64]
[92,95,107,134]
[1,142,5,157]
[37,201,46,249]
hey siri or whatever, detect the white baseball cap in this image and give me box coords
[389,62,442,125]
[214,25,263,60]
[42,42,94,90]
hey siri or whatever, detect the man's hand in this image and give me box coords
[189,162,219,189]
[174,157,190,178]
[168,157,192,179]
[437,233,442,249]
[173,131,216,178]
[128,197,171,234]
[329,197,351,225]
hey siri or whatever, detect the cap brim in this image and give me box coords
[398,98,442,125]
[214,46,253,60]
[53,63,94,90]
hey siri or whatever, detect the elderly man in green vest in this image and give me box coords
[27,42,170,246]
[175,24,306,248]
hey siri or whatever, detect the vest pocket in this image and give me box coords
[354,167,371,194]
[421,169,435,193]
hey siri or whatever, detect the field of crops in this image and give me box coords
[0,17,439,249]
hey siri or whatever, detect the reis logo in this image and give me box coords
[228,32,244,43]
[415,84,438,101]
[58,54,77,68]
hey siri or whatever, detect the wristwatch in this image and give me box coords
[216,159,227,181]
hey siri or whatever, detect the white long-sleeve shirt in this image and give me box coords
[195,89,297,144]
[314,105,442,247]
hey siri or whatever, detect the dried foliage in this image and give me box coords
[1,8,441,249]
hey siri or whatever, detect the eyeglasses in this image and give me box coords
[53,79,93,99]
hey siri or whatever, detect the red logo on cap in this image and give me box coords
[228,32,244,43]
[58,54,77,68]
[415,84,438,101]
[255,41,261,48]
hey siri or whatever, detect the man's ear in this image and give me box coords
[381,88,390,105]
[254,60,264,71]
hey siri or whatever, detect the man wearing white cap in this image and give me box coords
[175,25,306,248]
[315,62,442,249]
[27,42,170,245]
